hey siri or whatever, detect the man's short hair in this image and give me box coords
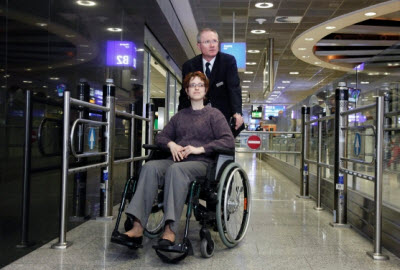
[197,28,219,43]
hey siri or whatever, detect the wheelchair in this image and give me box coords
[111,144,251,263]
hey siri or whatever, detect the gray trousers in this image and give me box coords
[125,159,208,233]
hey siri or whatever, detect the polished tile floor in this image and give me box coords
[4,153,400,270]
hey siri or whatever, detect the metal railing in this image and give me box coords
[300,82,390,260]
[51,79,154,249]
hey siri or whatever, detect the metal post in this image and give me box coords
[147,103,155,145]
[17,90,35,248]
[330,82,350,228]
[314,113,324,211]
[298,106,310,198]
[71,80,90,221]
[382,85,392,166]
[367,96,389,260]
[52,90,72,249]
[129,103,135,178]
[99,79,115,220]
[269,38,274,93]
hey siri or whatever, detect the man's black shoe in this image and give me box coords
[111,231,143,249]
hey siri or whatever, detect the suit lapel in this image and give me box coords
[193,55,203,72]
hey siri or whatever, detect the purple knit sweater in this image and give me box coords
[156,106,235,163]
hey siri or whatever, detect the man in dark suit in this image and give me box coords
[178,28,244,130]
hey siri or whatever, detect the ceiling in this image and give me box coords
[186,0,400,107]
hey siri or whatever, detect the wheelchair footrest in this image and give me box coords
[153,239,193,263]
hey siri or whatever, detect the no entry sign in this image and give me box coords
[247,135,261,150]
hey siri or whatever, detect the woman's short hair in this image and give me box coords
[183,71,209,92]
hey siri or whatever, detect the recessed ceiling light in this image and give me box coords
[65,34,75,38]
[360,81,369,84]
[298,48,306,51]
[282,81,290,84]
[325,26,336,30]
[243,80,251,83]
[251,30,266,34]
[244,71,254,74]
[130,78,138,81]
[314,61,321,64]
[242,86,249,88]
[23,80,32,83]
[107,27,122,32]
[302,56,310,58]
[350,82,356,85]
[76,1,97,6]
[136,48,144,52]
[248,50,260,53]
[43,85,48,88]
[50,77,59,80]
[383,72,390,75]
[277,86,285,89]
[289,72,299,75]
[36,22,47,27]
[333,67,339,69]
[364,12,376,16]
[368,72,379,75]
[242,90,249,93]
[25,68,32,71]
[305,38,314,41]
[246,62,257,65]
[255,2,273,8]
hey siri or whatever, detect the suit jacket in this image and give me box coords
[178,52,242,122]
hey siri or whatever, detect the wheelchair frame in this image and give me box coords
[111,144,251,263]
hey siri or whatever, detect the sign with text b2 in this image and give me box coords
[106,41,137,68]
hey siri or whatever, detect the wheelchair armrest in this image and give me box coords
[143,144,171,160]
[143,144,161,151]
[214,147,235,156]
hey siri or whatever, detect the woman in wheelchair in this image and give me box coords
[112,71,234,250]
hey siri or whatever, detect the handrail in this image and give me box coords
[384,110,400,117]
[38,118,62,157]
[340,103,375,116]
[70,98,110,112]
[341,125,375,135]
[241,131,301,134]
[341,157,375,166]
[340,168,375,181]
[69,119,108,159]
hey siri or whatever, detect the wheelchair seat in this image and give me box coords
[111,144,251,263]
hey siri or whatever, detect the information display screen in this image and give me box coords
[106,41,137,68]
[349,88,361,103]
[220,42,246,70]
[251,111,262,119]
[264,105,285,118]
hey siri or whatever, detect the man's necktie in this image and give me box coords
[205,62,211,78]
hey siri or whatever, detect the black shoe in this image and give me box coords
[111,231,143,249]
[157,238,175,247]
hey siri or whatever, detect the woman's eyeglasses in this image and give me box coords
[188,83,205,88]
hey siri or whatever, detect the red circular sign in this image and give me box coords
[247,135,261,149]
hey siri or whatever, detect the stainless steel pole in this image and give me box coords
[330,82,350,228]
[52,90,72,249]
[147,103,155,144]
[315,113,324,211]
[17,90,34,248]
[367,96,389,260]
[129,103,135,178]
[99,79,115,219]
[298,106,310,198]
[269,38,274,93]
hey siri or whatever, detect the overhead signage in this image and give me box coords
[106,41,137,68]
[220,42,246,70]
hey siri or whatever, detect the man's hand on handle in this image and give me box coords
[233,113,244,130]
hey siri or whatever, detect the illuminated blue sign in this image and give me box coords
[264,105,285,118]
[220,42,246,70]
[106,41,137,68]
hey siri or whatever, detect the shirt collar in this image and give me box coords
[202,56,216,73]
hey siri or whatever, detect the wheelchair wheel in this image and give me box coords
[200,238,215,258]
[216,162,251,248]
[143,189,164,239]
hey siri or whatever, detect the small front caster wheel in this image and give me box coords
[200,238,215,258]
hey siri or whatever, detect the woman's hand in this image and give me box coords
[182,145,205,158]
[168,142,184,162]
